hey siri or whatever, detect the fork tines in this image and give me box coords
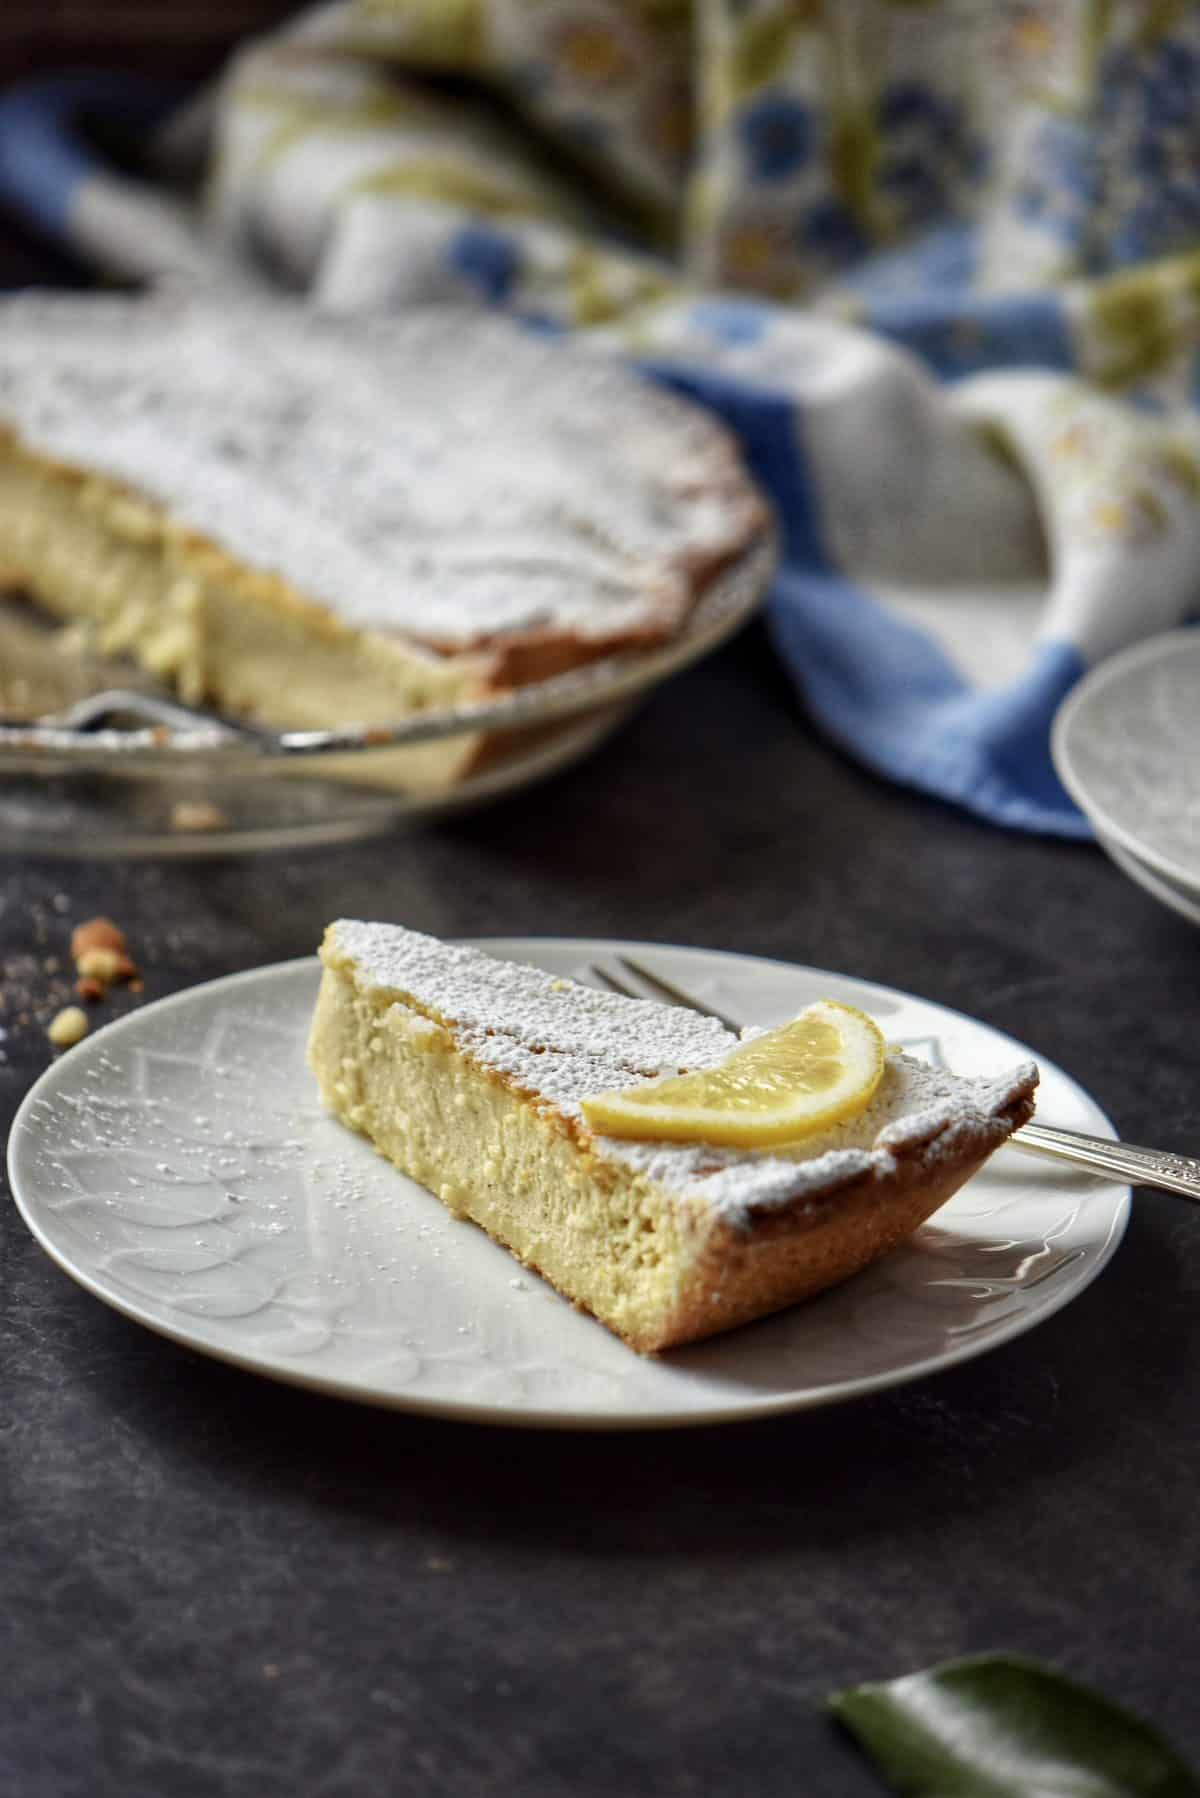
[588,956,742,1034]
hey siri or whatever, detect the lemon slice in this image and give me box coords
[581,1000,886,1148]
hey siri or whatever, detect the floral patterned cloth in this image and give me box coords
[3,0,1200,832]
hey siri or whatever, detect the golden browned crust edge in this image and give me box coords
[377,1086,1037,1358]
[626,1087,1038,1354]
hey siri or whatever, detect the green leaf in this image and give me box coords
[830,1654,1200,1797]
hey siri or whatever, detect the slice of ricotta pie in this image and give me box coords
[308,922,1038,1353]
[0,291,768,787]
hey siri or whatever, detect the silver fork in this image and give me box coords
[587,956,1200,1202]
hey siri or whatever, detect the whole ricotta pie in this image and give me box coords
[308,922,1039,1353]
[0,291,768,786]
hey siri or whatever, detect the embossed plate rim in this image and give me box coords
[7,941,1130,1430]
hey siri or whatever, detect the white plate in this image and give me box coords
[1053,629,1200,895]
[8,940,1129,1430]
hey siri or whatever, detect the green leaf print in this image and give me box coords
[730,8,803,99]
[1089,267,1182,387]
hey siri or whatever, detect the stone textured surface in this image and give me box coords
[4,621,1200,1796]
[3,282,1200,1798]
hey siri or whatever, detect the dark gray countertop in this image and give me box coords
[4,616,1200,1797]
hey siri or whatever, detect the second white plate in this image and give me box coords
[8,939,1129,1429]
[1053,629,1200,896]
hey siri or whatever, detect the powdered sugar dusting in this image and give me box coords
[0,290,763,651]
[327,921,1037,1223]
[330,918,733,1073]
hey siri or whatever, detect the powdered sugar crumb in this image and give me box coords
[328,921,1036,1224]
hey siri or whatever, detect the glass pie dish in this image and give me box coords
[0,533,775,856]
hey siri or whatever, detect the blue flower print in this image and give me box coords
[1110,184,1200,266]
[797,198,864,265]
[1131,130,1168,183]
[1085,33,1200,269]
[449,225,521,302]
[1142,38,1200,129]
[738,92,813,183]
[873,81,981,232]
[878,154,941,212]
[877,83,958,150]
[1095,38,1200,141]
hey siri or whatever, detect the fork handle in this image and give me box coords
[1011,1122,1200,1201]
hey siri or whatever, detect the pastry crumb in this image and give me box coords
[70,917,127,960]
[76,946,132,982]
[69,917,139,994]
[170,799,229,833]
[47,1006,89,1048]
